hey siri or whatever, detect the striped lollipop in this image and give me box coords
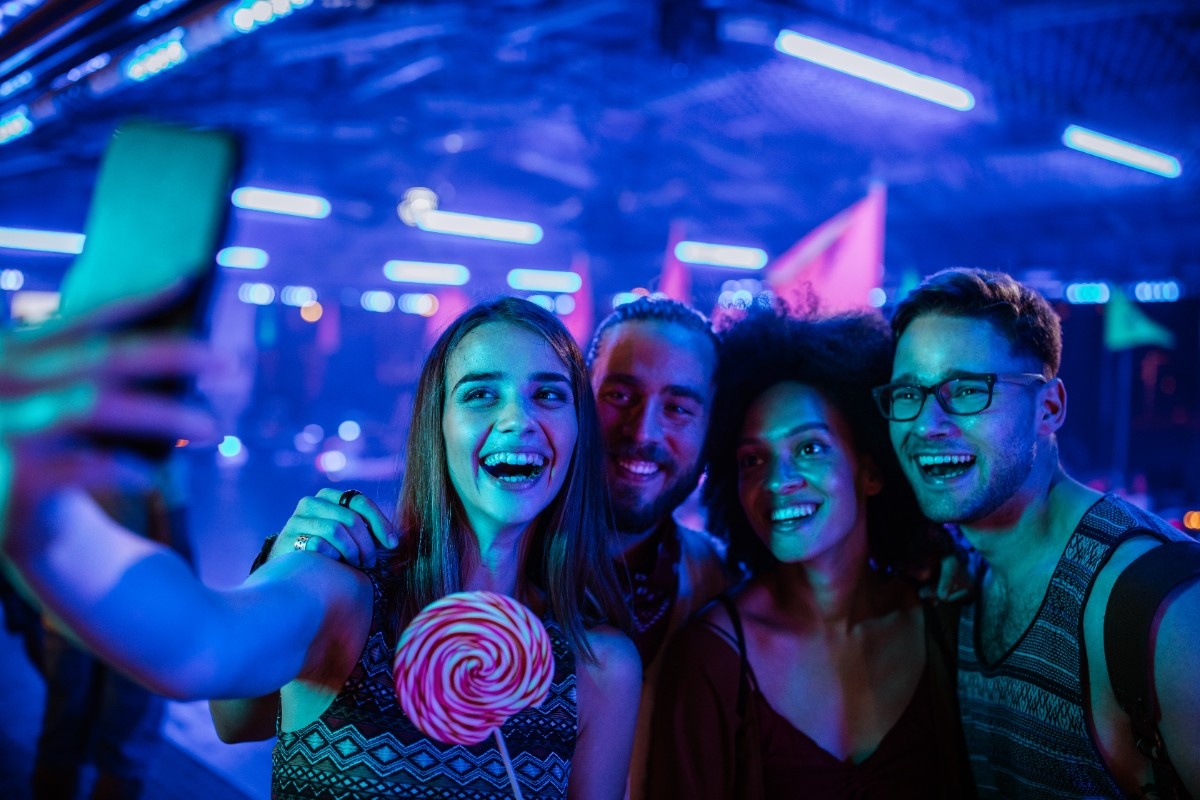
[393,591,555,747]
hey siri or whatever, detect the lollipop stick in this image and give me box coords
[493,729,524,800]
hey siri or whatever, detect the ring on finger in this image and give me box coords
[294,534,312,552]
[338,489,363,508]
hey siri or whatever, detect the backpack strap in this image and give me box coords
[1105,538,1200,800]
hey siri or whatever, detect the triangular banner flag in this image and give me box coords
[561,251,594,347]
[658,220,692,304]
[765,183,885,315]
[1104,290,1175,351]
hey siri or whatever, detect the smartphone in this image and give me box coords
[58,119,240,457]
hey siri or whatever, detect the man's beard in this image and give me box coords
[608,448,703,535]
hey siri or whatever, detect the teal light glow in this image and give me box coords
[0,106,34,144]
[125,28,187,82]
[1065,282,1110,305]
[217,246,269,269]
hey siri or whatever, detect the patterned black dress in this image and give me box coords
[273,572,577,799]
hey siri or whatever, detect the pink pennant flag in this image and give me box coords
[561,251,594,346]
[423,287,471,348]
[658,220,692,304]
[766,183,886,315]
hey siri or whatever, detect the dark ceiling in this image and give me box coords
[2,0,1198,308]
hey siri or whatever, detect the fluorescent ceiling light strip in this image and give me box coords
[417,209,543,244]
[674,241,767,270]
[383,260,470,285]
[775,30,975,111]
[1062,125,1181,178]
[232,187,331,218]
[217,246,269,269]
[0,226,85,254]
[507,268,581,293]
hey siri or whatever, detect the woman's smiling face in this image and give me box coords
[735,381,880,565]
[442,320,579,542]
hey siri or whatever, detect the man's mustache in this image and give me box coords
[608,442,673,466]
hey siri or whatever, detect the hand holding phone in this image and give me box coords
[57,119,240,458]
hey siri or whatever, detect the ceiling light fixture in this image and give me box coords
[217,246,269,269]
[232,187,331,218]
[0,107,34,145]
[416,209,543,244]
[674,241,768,270]
[775,30,975,111]
[507,269,581,293]
[1062,125,1181,178]
[383,260,470,286]
[0,225,84,253]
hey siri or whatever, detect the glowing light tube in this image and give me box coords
[775,30,974,111]
[0,226,85,254]
[674,241,767,270]
[232,187,331,218]
[416,210,543,244]
[1062,125,1181,178]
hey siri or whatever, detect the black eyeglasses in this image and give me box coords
[872,372,1047,421]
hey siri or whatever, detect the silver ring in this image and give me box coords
[294,534,312,552]
[339,489,363,508]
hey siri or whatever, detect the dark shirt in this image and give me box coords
[617,520,682,668]
[650,605,971,800]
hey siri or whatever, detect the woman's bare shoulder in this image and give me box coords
[579,625,641,685]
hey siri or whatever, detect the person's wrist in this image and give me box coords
[248,533,279,575]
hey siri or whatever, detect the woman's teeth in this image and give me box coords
[481,452,547,481]
[772,504,817,522]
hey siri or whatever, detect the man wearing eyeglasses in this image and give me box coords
[876,268,1199,799]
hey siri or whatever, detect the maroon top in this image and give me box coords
[649,619,954,800]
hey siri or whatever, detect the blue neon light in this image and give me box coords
[217,246,269,269]
[507,269,581,293]
[1062,125,1181,178]
[231,187,331,219]
[0,226,84,253]
[775,31,974,111]
[674,241,767,270]
[1064,282,1110,305]
[126,29,187,82]
[416,209,543,244]
[0,106,34,144]
[232,0,313,34]
[383,260,470,285]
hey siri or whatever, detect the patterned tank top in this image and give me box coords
[273,572,578,799]
[958,494,1188,799]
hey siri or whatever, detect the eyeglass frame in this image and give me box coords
[871,371,1048,422]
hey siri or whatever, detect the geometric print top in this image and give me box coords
[273,571,577,799]
[958,494,1187,799]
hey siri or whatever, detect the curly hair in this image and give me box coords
[702,303,946,575]
[891,268,1062,377]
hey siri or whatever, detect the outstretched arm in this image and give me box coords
[209,487,397,742]
[570,625,642,800]
[5,487,371,700]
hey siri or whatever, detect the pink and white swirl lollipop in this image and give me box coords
[393,591,555,798]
